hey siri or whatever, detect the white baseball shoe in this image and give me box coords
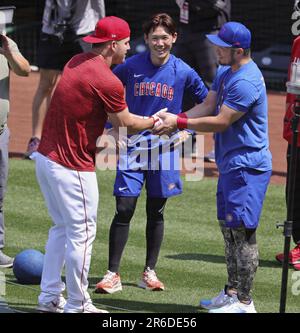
[0,250,14,268]
[64,301,109,313]
[36,295,66,313]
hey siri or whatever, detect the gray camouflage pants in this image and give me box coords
[219,221,258,302]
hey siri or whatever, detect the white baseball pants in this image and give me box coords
[34,152,98,311]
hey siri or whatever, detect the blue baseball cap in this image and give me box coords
[206,22,251,49]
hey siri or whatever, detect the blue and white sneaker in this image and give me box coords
[209,296,257,313]
[200,288,234,310]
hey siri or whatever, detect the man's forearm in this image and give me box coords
[6,53,30,76]
[126,116,155,134]
[183,115,228,132]
[185,99,215,119]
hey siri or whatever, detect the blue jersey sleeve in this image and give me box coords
[104,121,112,129]
[113,62,128,85]
[184,68,208,104]
[211,65,228,92]
[223,79,259,113]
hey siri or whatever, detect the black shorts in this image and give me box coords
[37,32,89,71]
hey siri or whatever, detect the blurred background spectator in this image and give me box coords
[24,0,105,158]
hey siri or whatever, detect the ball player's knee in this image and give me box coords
[113,196,138,224]
[146,198,167,222]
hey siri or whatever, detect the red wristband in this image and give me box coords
[150,116,159,129]
[177,113,188,129]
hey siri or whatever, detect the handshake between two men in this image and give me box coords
[102,108,190,151]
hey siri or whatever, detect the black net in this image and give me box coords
[106,0,293,51]
[0,0,296,91]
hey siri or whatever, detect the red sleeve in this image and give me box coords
[97,72,127,114]
[284,36,300,145]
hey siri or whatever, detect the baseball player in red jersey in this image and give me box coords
[34,16,161,313]
[275,36,300,270]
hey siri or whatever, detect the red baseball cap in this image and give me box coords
[83,16,130,44]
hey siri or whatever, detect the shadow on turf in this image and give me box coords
[90,279,141,289]
[6,300,202,314]
[88,278,203,313]
[2,303,37,313]
[93,298,200,313]
[165,253,284,268]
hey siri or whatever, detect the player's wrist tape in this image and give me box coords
[150,116,159,129]
[177,113,188,129]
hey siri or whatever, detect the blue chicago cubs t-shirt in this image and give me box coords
[211,60,272,174]
[113,51,208,169]
[114,51,207,118]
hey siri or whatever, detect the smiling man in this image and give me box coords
[154,21,272,313]
[95,13,208,295]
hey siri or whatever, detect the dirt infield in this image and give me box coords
[8,72,287,185]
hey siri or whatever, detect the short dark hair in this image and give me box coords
[242,48,251,56]
[231,47,251,57]
[142,13,176,36]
